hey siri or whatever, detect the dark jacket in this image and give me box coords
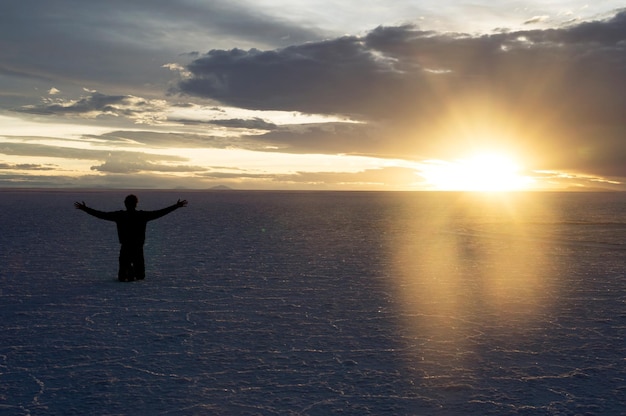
[81,205,179,246]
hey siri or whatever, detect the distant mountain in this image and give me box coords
[209,185,233,190]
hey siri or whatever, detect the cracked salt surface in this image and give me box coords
[1,190,625,415]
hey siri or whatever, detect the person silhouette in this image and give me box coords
[75,195,188,281]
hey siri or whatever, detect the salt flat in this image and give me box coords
[1,191,625,415]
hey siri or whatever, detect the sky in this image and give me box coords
[1,0,625,191]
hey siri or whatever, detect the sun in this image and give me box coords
[421,152,534,191]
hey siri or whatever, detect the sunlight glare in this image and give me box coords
[421,152,534,191]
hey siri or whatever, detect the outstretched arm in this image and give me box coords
[145,199,188,221]
[74,201,117,221]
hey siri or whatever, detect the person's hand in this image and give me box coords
[176,199,188,208]
[74,201,87,210]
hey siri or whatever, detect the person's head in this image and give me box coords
[124,194,138,210]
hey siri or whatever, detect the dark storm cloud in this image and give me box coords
[179,11,626,177]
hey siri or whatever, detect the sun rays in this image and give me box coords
[420,152,535,192]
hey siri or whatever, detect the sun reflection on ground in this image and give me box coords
[389,192,559,365]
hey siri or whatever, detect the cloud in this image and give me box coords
[198,171,277,180]
[179,12,626,119]
[14,92,169,124]
[246,123,393,157]
[0,172,210,189]
[524,15,550,25]
[0,0,325,99]
[179,37,404,117]
[198,166,424,189]
[280,167,424,187]
[1,141,105,160]
[16,93,129,115]
[0,141,187,166]
[13,91,296,137]
[86,130,276,151]
[178,11,626,177]
[0,163,57,171]
[208,118,278,130]
[91,157,205,174]
[3,3,626,190]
